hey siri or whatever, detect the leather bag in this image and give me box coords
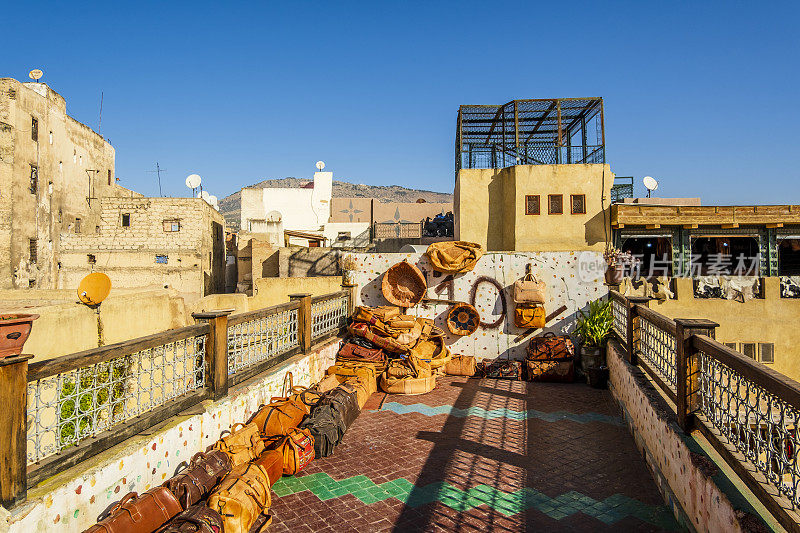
[248,397,306,438]
[514,305,546,328]
[526,358,574,383]
[525,333,575,383]
[527,332,575,361]
[410,336,452,370]
[207,463,271,533]
[348,322,410,355]
[513,273,547,304]
[86,487,182,533]
[317,374,340,393]
[326,362,378,393]
[340,376,373,408]
[163,450,232,509]
[478,360,523,380]
[443,355,477,376]
[300,403,345,458]
[212,423,266,466]
[380,373,436,395]
[156,504,224,533]
[287,385,323,415]
[338,340,386,364]
[320,387,360,431]
[265,427,315,475]
[252,449,285,487]
[426,241,483,274]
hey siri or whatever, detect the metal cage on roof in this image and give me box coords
[456,98,605,176]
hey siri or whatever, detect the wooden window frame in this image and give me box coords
[570,194,586,215]
[121,213,131,227]
[758,343,774,364]
[525,195,540,215]
[548,194,563,215]
[163,219,181,233]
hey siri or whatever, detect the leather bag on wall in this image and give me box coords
[514,305,545,328]
[513,273,547,304]
[425,241,483,274]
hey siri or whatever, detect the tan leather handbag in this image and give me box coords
[326,362,378,391]
[514,305,545,328]
[265,427,315,476]
[85,487,182,533]
[340,376,373,408]
[249,397,306,438]
[513,273,547,304]
[426,241,483,274]
[443,355,477,376]
[207,463,271,533]
[212,423,266,466]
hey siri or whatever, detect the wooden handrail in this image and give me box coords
[227,300,301,327]
[634,305,678,335]
[311,290,350,305]
[28,323,211,382]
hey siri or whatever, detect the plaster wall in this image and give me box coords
[348,251,607,360]
[7,339,339,532]
[240,172,332,235]
[455,164,614,252]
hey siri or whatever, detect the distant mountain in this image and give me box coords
[219,178,453,230]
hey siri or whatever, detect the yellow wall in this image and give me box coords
[455,164,614,252]
[650,277,800,382]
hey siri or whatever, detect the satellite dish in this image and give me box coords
[643,176,659,198]
[185,174,201,189]
[315,161,325,171]
[28,69,43,81]
[207,195,218,206]
[201,190,211,201]
[77,272,111,306]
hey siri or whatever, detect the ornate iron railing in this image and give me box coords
[227,302,300,379]
[636,307,678,391]
[311,291,349,341]
[610,292,627,344]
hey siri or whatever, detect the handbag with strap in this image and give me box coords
[478,359,523,380]
[443,355,477,376]
[514,305,545,328]
[348,322,410,355]
[340,376,373,408]
[248,396,306,438]
[86,487,183,533]
[207,463,272,533]
[513,273,547,304]
[326,362,378,392]
[317,374,340,393]
[300,403,345,458]
[287,385,323,414]
[320,387,360,431]
[212,423,266,467]
[426,241,483,274]
[525,332,575,383]
[252,449,285,487]
[163,450,232,509]
[338,339,386,363]
[265,427,315,476]
[527,332,575,360]
[156,504,224,533]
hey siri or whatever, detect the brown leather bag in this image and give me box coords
[527,332,575,360]
[212,423,266,466]
[443,355,477,376]
[86,487,182,533]
[288,385,323,415]
[341,377,373,408]
[317,374,340,393]
[156,504,224,533]
[265,427,315,475]
[248,397,306,438]
[252,449,285,487]
[515,305,545,328]
[163,450,232,509]
[338,340,386,363]
[208,463,272,533]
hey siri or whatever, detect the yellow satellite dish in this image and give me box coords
[77,272,111,306]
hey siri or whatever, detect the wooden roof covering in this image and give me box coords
[611,204,800,228]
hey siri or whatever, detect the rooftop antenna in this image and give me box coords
[146,162,165,196]
[185,173,201,198]
[643,176,659,198]
[98,91,103,134]
[28,69,43,82]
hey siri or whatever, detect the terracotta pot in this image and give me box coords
[0,313,39,358]
[604,263,625,285]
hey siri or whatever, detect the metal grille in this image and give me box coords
[698,352,800,506]
[611,298,627,344]
[227,309,299,376]
[27,335,206,464]
[373,222,422,239]
[638,318,677,389]
[311,296,348,340]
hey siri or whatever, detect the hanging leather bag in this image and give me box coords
[86,487,183,533]
[513,273,547,304]
[163,450,232,510]
[514,305,546,328]
[156,504,225,533]
[212,423,266,467]
[265,427,315,475]
[207,463,272,533]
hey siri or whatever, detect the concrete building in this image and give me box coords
[0,78,133,288]
[59,196,226,297]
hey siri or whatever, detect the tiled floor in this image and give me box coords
[269,376,682,532]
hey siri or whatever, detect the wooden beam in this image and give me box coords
[721,223,739,229]
[645,224,661,229]
[683,224,698,229]
[766,223,784,228]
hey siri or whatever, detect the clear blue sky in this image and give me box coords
[5,1,798,203]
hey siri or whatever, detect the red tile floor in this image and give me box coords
[268,376,681,532]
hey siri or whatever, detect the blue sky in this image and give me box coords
[4,1,798,203]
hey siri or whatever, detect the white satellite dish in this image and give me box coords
[201,190,211,202]
[207,195,218,206]
[185,174,201,189]
[28,69,43,81]
[315,161,325,171]
[643,176,659,198]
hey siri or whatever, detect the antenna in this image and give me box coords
[186,174,201,197]
[315,161,325,171]
[28,69,43,82]
[643,176,659,198]
[146,162,166,196]
[98,91,104,134]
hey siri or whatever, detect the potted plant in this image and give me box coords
[575,299,612,388]
[603,247,635,285]
[0,313,39,358]
[339,254,358,286]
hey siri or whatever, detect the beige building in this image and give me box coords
[59,196,226,297]
[0,78,132,288]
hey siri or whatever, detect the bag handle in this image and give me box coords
[230,422,247,434]
[190,451,207,465]
[111,492,138,513]
[282,372,294,398]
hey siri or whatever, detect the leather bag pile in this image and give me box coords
[513,273,547,328]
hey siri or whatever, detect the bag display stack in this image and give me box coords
[513,272,547,328]
[525,332,575,382]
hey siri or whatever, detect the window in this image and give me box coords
[163,219,180,232]
[87,254,96,264]
[525,195,540,215]
[29,238,37,263]
[570,194,586,214]
[95,225,100,234]
[121,213,130,227]
[29,165,38,194]
[548,194,563,214]
[740,342,756,359]
[724,342,737,350]
[336,231,351,241]
[759,343,774,364]
[155,255,168,264]
[75,218,82,233]
[108,170,112,186]
[31,117,38,142]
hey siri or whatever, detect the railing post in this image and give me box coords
[192,310,232,401]
[289,293,312,353]
[626,296,651,365]
[674,318,718,432]
[341,282,357,316]
[0,354,32,507]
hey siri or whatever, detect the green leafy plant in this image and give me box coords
[575,299,613,348]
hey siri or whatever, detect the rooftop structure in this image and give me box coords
[456,98,605,175]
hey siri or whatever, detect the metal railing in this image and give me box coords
[0,288,352,507]
[610,290,800,530]
[373,222,422,240]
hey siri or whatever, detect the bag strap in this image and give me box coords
[282,372,294,397]
[230,422,246,433]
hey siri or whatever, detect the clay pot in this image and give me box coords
[604,263,625,285]
[0,314,39,358]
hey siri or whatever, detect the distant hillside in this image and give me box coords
[219,178,453,230]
